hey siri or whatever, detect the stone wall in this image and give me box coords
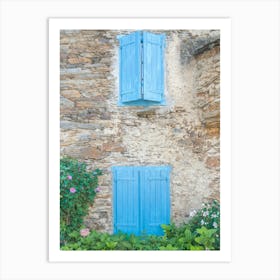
[60,29,220,233]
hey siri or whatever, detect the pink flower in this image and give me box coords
[95,187,101,193]
[80,228,90,237]
[69,187,76,193]
[67,175,72,180]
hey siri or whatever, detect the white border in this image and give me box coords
[49,18,231,262]
[1,0,279,279]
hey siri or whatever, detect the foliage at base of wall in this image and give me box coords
[61,200,220,250]
[60,157,102,245]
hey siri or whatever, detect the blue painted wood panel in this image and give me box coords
[112,166,140,235]
[118,31,142,103]
[112,166,171,236]
[141,166,171,235]
[143,32,165,103]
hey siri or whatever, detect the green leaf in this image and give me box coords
[190,245,204,250]
[105,241,117,249]
[184,229,193,242]
[159,244,178,250]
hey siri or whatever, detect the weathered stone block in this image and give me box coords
[206,156,220,168]
[60,96,74,109]
[61,89,81,100]
[202,110,220,128]
[136,109,156,118]
[68,57,92,64]
[60,120,103,130]
[102,141,125,153]
[206,127,220,137]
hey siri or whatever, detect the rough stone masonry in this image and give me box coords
[60,29,220,233]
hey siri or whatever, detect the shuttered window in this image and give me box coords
[112,166,171,236]
[118,31,166,106]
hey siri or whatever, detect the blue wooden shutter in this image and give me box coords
[118,32,142,103]
[112,166,140,235]
[141,166,171,235]
[143,32,165,102]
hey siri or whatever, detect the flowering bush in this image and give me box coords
[60,157,102,245]
[187,199,220,249]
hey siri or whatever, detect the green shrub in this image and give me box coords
[187,199,220,249]
[60,199,220,251]
[60,157,102,245]
[194,227,217,250]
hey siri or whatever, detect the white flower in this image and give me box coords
[213,222,218,228]
[202,211,209,217]
[211,213,217,218]
[189,209,197,217]
[201,220,205,225]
